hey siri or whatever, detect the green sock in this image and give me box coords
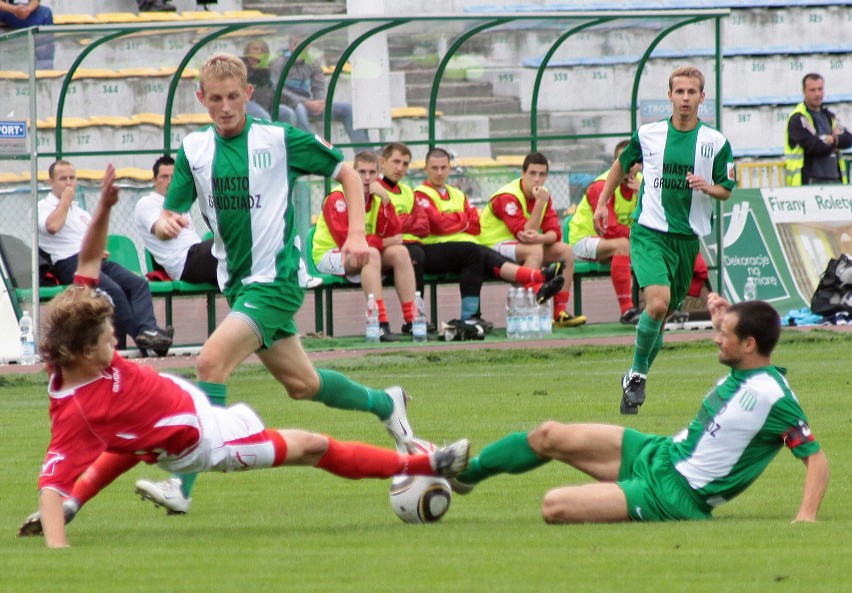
[646,329,665,368]
[631,312,663,375]
[174,382,227,499]
[313,369,392,420]
[198,381,227,407]
[457,431,548,485]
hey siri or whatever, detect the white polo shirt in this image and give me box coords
[37,193,90,262]
[134,191,202,280]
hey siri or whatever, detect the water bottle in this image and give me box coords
[412,291,427,343]
[515,287,529,339]
[743,277,758,301]
[539,297,553,336]
[19,310,36,365]
[506,287,519,339]
[526,287,541,339]
[365,293,380,343]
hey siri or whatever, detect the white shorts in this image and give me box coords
[571,236,601,261]
[156,375,283,474]
[491,241,518,261]
[316,249,361,283]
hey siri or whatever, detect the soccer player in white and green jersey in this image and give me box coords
[450,295,829,524]
[594,65,737,415]
[131,54,419,512]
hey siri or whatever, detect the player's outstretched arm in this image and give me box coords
[76,164,119,280]
[793,450,829,523]
[337,164,370,268]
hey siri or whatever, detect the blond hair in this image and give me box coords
[199,53,248,93]
[668,65,705,92]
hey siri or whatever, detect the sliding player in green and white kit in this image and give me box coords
[449,296,829,524]
[594,65,737,414]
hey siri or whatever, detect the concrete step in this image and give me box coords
[408,95,521,117]
[242,0,345,15]
[404,80,494,102]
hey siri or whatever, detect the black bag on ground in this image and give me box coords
[810,254,852,316]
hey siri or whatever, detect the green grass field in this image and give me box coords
[2,330,850,593]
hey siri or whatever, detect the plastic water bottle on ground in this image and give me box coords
[743,277,758,301]
[506,287,520,339]
[515,287,530,339]
[539,293,553,336]
[365,294,380,343]
[412,291,427,343]
[526,287,541,339]
[19,310,36,365]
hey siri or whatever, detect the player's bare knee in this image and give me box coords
[528,420,563,456]
[196,350,224,382]
[541,490,570,524]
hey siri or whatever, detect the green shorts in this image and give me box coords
[630,224,699,311]
[225,279,304,349]
[617,429,711,522]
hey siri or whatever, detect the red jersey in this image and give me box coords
[39,354,201,495]
[490,180,562,240]
[321,190,402,251]
[414,181,481,237]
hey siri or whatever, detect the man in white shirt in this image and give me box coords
[38,160,173,355]
[134,156,217,285]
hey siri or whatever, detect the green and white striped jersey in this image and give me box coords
[619,118,736,236]
[166,117,342,294]
[669,366,818,509]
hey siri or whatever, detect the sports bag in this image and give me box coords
[810,254,852,316]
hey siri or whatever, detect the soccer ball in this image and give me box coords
[389,475,452,524]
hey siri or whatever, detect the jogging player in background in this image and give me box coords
[594,65,736,415]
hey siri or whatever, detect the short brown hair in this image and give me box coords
[669,65,705,92]
[613,139,630,160]
[40,286,114,367]
[199,53,248,93]
[522,152,549,172]
[48,159,73,180]
[802,72,823,90]
[381,142,411,160]
[354,151,378,167]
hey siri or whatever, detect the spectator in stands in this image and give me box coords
[137,0,175,12]
[134,155,216,285]
[569,140,642,324]
[242,39,276,121]
[479,151,586,329]
[414,147,565,330]
[313,150,418,342]
[38,160,173,355]
[0,0,54,69]
[785,73,852,186]
[268,35,371,150]
[593,65,735,415]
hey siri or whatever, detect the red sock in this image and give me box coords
[71,452,140,506]
[513,266,544,284]
[376,299,388,324]
[401,301,414,324]
[553,291,570,317]
[611,254,634,314]
[315,437,432,479]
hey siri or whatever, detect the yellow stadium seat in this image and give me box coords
[131,113,167,126]
[455,157,502,168]
[390,107,443,118]
[35,70,68,79]
[174,113,212,125]
[495,155,526,167]
[223,10,274,19]
[136,12,182,23]
[53,14,97,25]
[37,117,89,129]
[115,68,163,78]
[73,68,120,79]
[87,116,136,127]
[0,172,26,184]
[94,13,141,24]
[179,11,224,20]
[76,169,105,181]
[0,70,28,79]
[116,167,153,181]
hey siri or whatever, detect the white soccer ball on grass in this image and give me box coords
[389,475,452,524]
